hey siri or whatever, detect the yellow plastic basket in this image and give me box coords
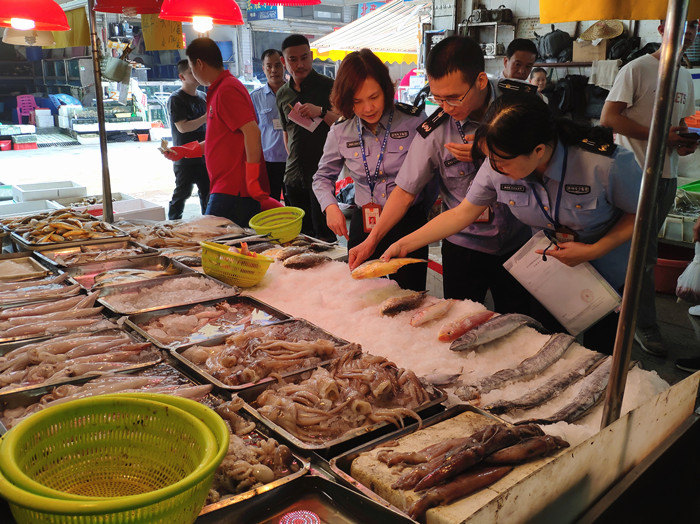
[201,240,273,288]
[0,394,228,524]
[248,206,305,244]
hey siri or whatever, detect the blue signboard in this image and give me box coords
[248,2,279,21]
[357,2,386,18]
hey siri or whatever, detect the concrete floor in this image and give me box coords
[1,139,699,387]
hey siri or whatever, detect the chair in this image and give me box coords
[16,95,39,125]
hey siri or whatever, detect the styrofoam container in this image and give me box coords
[35,115,55,128]
[0,200,63,217]
[58,104,81,117]
[12,181,87,202]
[77,198,165,221]
[33,109,51,117]
[58,115,71,129]
[51,192,135,207]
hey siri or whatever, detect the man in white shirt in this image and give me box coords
[601,19,699,358]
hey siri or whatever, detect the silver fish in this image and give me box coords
[410,299,455,327]
[276,246,310,261]
[515,356,613,425]
[419,372,463,387]
[449,313,545,352]
[455,333,575,401]
[484,352,607,414]
[282,253,332,270]
[380,291,428,316]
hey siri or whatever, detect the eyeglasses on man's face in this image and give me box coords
[427,82,473,107]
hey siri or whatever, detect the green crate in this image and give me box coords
[11,134,37,144]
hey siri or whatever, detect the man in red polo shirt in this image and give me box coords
[163,37,268,226]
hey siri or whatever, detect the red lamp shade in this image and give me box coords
[93,0,164,14]
[159,0,244,26]
[0,0,70,31]
[251,0,320,5]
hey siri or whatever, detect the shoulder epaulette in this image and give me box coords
[416,109,449,138]
[333,116,347,125]
[579,138,617,156]
[497,78,538,95]
[395,102,422,116]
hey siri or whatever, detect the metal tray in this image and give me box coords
[0,310,116,345]
[0,252,52,281]
[0,328,162,395]
[0,275,81,309]
[196,474,414,524]
[62,255,193,291]
[96,272,240,315]
[10,225,129,251]
[169,318,352,392]
[237,365,447,457]
[328,403,505,519]
[33,240,160,268]
[125,295,291,350]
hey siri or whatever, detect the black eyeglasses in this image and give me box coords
[427,82,474,107]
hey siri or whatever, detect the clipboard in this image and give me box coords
[503,230,621,335]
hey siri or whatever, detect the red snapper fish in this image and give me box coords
[437,310,495,342]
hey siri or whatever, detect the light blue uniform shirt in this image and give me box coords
[467,141,642,288]
[313,106,425,212]
[396,81,531,255]
[250,83,287,163]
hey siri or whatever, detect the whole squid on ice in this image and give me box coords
[484,435,569,464]
[449,313,545,352]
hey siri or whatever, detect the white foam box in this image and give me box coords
[12,181,87,202]
[0,200,63,217]
[33,109,51,118]
[58,105,82,117]
[51,192,134,208]
[79,198,165,221]
[58,115,71,129]
[35,115,55,128]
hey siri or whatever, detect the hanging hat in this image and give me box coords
[580,20,624,41]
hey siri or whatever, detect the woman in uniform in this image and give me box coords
[381,94,643,353]
[312,49,431,291]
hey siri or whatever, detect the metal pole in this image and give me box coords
[601,0,689,428]
[86,0,114,223]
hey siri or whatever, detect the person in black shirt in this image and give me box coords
[167,59,209,220]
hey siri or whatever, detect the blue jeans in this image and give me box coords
[205,193,260,228]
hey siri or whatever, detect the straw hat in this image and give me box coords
[580,20,624,41]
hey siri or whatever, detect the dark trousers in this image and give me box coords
[441,239,531,315]
[205,193,260,228]
[265,161,287,203]
[348,205,428,292]
[285,184,335,242]
[168,162,210,220]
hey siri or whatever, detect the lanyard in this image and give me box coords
[356,110,393,201]
[454,119,468,144]
[528,146,568,228]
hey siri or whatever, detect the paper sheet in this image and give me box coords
[287,102,322,132]
[503,230,621,335]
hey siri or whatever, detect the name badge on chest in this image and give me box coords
[475,206,491,223]
[362,202,382,233]
[553,225,578,243]
[272,118,282,130]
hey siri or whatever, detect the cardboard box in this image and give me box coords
[573,40,609,62]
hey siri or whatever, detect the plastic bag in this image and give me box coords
[676,242,700,303]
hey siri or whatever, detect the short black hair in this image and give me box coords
[426,36,484,83]
[261,49,282,61]
[185,37,223,69]
[281,34,310,51]
[176,59,190,76]
[506,38,538,59]
[529,66,547,78]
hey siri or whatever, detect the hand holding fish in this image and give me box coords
[535,241,597,267]
[380,240,409,262]
[348,237,378,270]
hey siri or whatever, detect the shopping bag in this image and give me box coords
[676,242,700,303]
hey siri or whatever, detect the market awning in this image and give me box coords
[539,0,700,23]
[310,0,431,65]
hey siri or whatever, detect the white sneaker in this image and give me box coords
[689,305,700,316]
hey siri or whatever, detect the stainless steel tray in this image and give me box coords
[62,255,193,291]
[0,252,52,281]
[169,318,352,392]
[0,310,116,345]
[237,366,447,457]
[328,403,504,518]
[196,474,414,523]
[0,276,81,309]
[33,240,160,268]
[97,272,240,315]
[10,225,130,251]
[125,295,291,350]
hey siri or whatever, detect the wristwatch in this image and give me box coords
[320,107,327,118]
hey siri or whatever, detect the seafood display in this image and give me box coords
[0,330,159,393]
[282,252,332,270]
[410,299,455,327]
[455,333,576,402]
[0,273,80,306]
[114,215,244,249]
[39,241,156,267]
[97,274,236,314]
[449,313,545,352]
[0,257,48,280]
[7,209,124,244]
[179,320,355,386]
[437,310,495,342]
[252,347,433,444]
[0,293,108,341]
[91,265,180,289]
[380,291,428,316]
[131,298,288,347]
[351,258,427,280]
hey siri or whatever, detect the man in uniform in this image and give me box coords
[166,59,209,220]
[250,49,287,203]
[277,34,339,242]
[349,36,532,313]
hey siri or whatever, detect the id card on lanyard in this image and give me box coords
[456,120,490,223]
[358,111,393,233]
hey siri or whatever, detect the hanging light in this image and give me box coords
[0,0,70,31]
[2,27,56,46]
[93,1,164,15]
[250,0,320,5]
[159,0,244,28]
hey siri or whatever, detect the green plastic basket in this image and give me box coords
[0,394,227,524]
[249,206,305,244]
[201,240,274,287]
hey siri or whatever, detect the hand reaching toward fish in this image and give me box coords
[535,241,597,267]
[380,240,409,262]
[325,204,349,240]
[351,258,426,280]
[348,237,378,270]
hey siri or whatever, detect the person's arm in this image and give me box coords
[174,113,207,134]
[694,215,700,243]
[381,199,488,261]
[283,131,289,154]
[240,121,262,164]
[312,128,348,239]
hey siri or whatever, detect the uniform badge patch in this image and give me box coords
[346,140,362,148]
[565,184,591,195]
[500,184,526,192]
[390,131,409,139]
[444,158,459,167]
